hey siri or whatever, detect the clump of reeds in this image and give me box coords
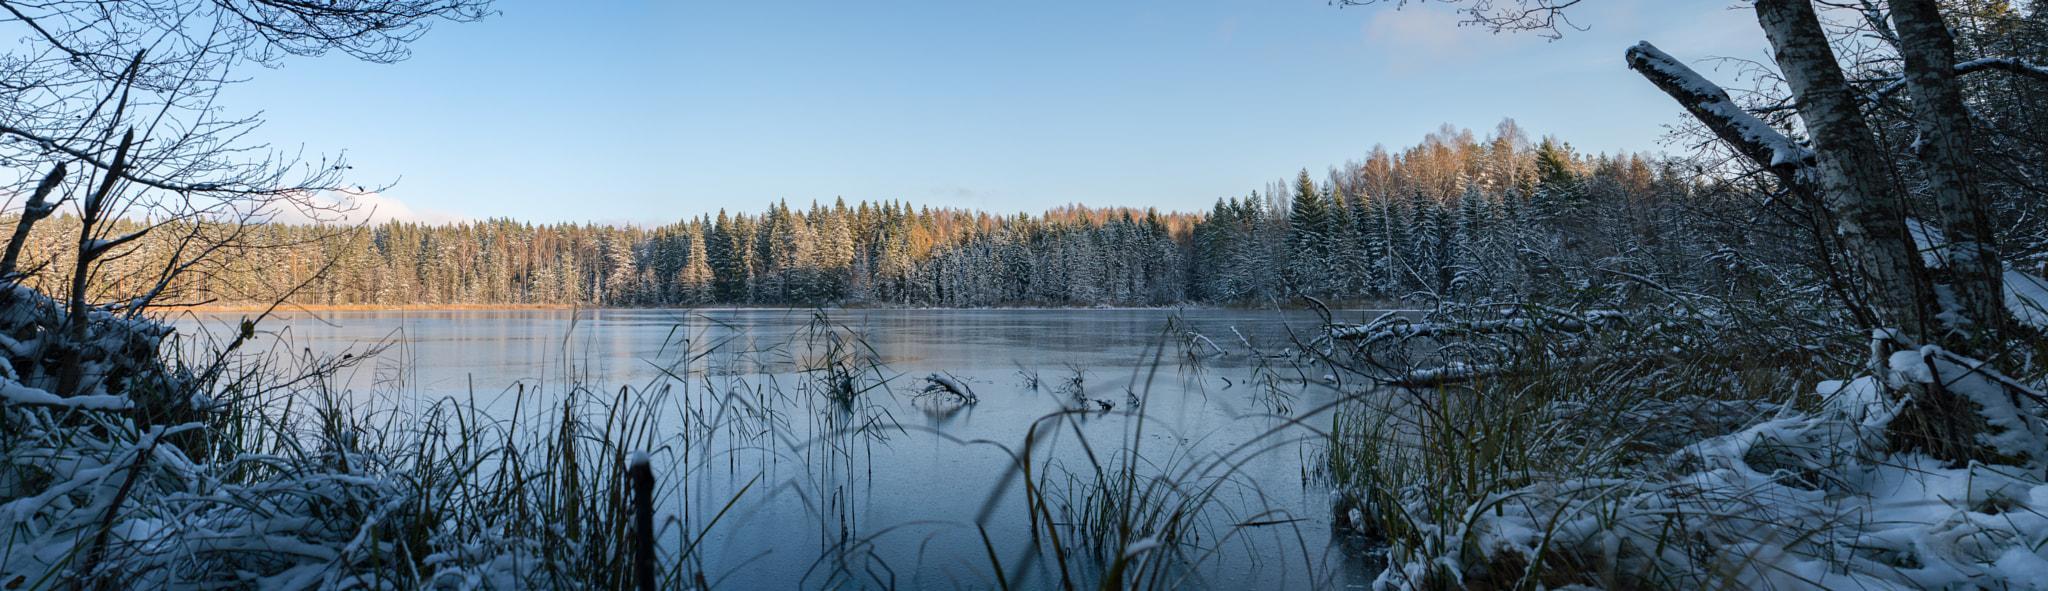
[956,331,1328,591]
[798,310,889,410]
[1017,366,1043,390]
[969,412,1239,590]
[1057,363,1087,401]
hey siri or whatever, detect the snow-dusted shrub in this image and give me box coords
[0,284,180,414]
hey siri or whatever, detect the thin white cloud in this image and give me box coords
[1359,7,1529,74]
[266,190,468,226]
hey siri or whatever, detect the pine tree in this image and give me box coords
[1380,195,1413,296]
[811,199,855,302]
[1453,184,1494,296]
[1194,198,1235,301]
[1350,193,1385,298]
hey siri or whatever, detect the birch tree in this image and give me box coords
[1892,0,2007,344]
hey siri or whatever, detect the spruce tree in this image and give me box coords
[1285,170,1330,297]
[1532,137,1584,219]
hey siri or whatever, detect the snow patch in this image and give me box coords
[0,382,132,410]
[1907,219,1950,268]
[2008,270,2048,330]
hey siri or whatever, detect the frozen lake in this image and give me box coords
[177,308,1384,589]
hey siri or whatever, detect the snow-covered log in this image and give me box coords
[1329,313,1621,343]
[919,372,977,403]
[1329,319,1537,342]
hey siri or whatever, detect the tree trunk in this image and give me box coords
[1755,0,1936,343]
[1892,0,2007,345]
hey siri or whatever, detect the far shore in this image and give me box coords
[173,299,1412,314]
[179,303,585,313]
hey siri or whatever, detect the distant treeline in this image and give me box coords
[14,121,1726,309]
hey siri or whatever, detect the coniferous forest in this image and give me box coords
[7,121,1761,310]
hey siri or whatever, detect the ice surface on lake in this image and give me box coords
[181,307,1384,589]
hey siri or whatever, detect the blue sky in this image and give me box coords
[230,1,1768,225]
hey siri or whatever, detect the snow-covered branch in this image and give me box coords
[1625,41,1815,175]
[1956,57,2048,83]
[1863,57,2048,108]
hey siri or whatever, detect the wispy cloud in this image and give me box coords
[1359,7,1526,74]
[266,190,468,226]
[931,185,982,199]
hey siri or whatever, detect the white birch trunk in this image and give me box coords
[1892,0,2008,343]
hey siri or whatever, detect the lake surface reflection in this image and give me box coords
[180,308,1383,589]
